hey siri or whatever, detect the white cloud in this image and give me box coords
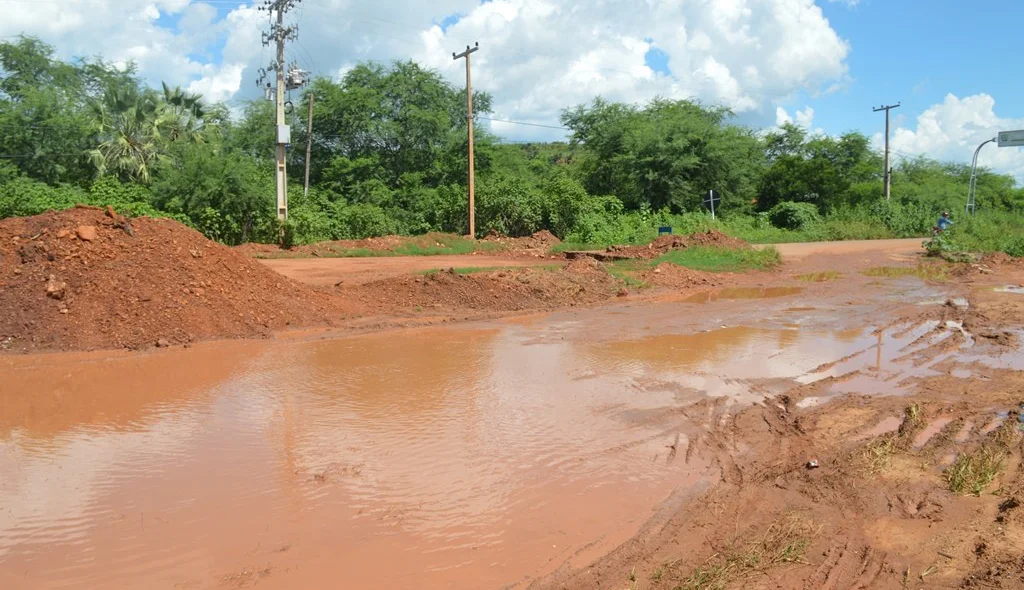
[879,94,1024,182]
[4,0,850,140]
[774,105,816,132]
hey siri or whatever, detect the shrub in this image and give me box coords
[475,175,543,237]
[768,201,821,230]
[335,203,397,239]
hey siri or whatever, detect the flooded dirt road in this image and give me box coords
[3,266,992,590]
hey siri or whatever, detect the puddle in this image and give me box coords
[682,286,803,304]
[913,417,953,449]
[995,285,1024,294]
[955,420,974,443]
[0,326,715,590]
[0,284,969,590]
[860,416,902,439]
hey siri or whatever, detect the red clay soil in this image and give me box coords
[345,257,619,313]
[606,230,750,260]
[481,229,562,256]
[236,230,562,260]
[0,207,356,352]
[640,262,724,289]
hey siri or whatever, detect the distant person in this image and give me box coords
[935,211,954,234]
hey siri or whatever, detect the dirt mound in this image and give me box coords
[481,230,562,256]
[606,230,750,260]
[347,263,618,313]
[640,262,723,289]
[0,207,353,352]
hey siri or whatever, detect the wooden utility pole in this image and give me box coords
[304,92,314,197]
[453,42,480,238]
[873,102,900,200]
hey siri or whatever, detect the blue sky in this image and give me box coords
[3,0,1022,177]
[808,0,1024,140]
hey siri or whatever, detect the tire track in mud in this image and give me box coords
[533,281,1024,590]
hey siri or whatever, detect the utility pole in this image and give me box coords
[258,0,302,223]
[304,92,314,197]
[873,102,900,200]
[453,42,479,238]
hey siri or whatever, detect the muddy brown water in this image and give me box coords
[0,283,972,589]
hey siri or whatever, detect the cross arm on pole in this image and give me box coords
[453,42,480,60]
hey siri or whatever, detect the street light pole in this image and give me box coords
[966,137,996,215]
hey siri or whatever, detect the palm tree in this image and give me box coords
[88,88,165,183]
[159,82,210,143]
[87,84,212,183]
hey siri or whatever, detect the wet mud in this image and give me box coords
[3,244,1024,589]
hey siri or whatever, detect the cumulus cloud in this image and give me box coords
[880,94,1024,181]
[3,0,851,140]
[775,105,815,129]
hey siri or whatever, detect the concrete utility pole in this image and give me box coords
[304,93,314,197]
[873,102,900,200]
[258,0,302,222]
[453,42,480,238]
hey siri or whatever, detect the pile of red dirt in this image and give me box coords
[346,257,618,313]
[639,262,724,289]
[606,230,749,260]
[0,207,355,352]
[482,230,561,255]
[239,231,563,260]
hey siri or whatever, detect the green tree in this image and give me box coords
[563,98,761,213]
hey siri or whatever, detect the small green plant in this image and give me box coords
[945,446,1005,496]
[944,416,1018,496]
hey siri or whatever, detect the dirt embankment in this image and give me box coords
[606,230,750,260]
[344,257,626,313]
[236,230,562,259]
[0,207,356,352]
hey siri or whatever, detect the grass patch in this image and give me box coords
[945,416,1019,496]
[861,404,924,473]
[676,515,815,590]
[862,264,950,281]
[605,260,650,288]
[945,447,1006,496]
[655,246,781,273]
[795,271,842,282]
[421,264,559,276]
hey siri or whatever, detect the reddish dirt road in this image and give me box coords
[259,254,561,286]
[769,237,924,259]
[260,238,926,287]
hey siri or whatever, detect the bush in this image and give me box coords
[768,201,821,230]
[335,203,397,239]
[475,175,543,237]
[1004,236,1024,258]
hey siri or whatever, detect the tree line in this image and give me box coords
[2,36,1022,247]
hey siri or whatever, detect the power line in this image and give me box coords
[479,117,568,131]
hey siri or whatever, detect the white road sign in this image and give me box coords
[998,129,1024,147]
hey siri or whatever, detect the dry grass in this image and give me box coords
[795,271,842,282]
[861,404,924,473]
[862,265,950,281]
[674,515,815,590]
[945,446,1006,496]
[945,414,1019,496]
